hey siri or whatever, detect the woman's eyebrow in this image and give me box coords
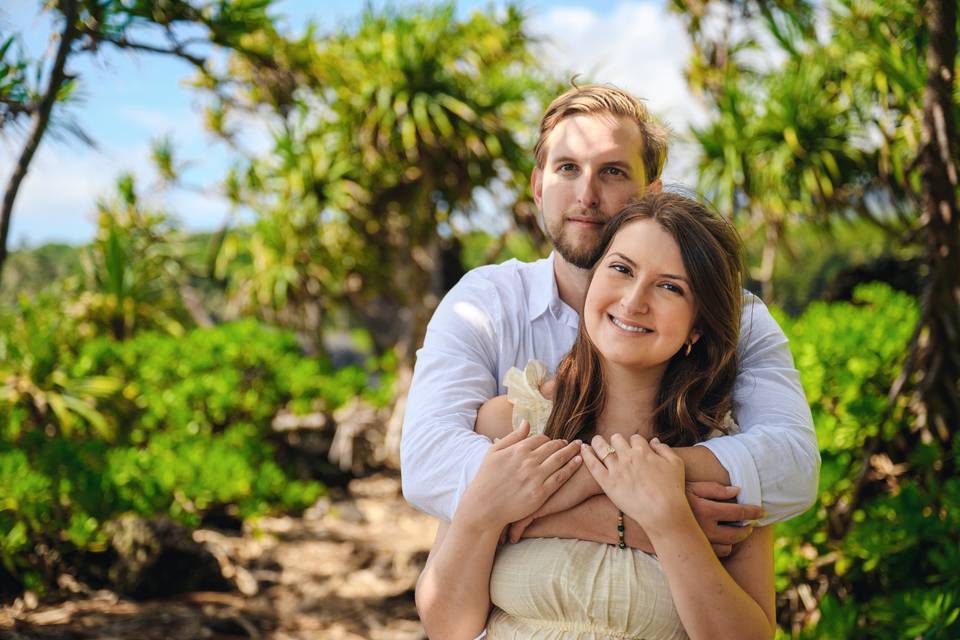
[608,253,690,284]
[607,252,636,266]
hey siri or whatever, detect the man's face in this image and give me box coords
[532,113,654,269]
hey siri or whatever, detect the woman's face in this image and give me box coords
[583,218,700,370]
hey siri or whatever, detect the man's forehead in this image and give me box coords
[544,112,644,162]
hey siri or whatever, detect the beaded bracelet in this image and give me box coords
[617,511,626,549]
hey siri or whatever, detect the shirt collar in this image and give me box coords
[529,252,579,327]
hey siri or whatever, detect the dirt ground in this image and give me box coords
[0,474,438,640]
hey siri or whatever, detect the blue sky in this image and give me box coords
[1,1,701,248]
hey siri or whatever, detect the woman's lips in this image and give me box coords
[608,314,653,334]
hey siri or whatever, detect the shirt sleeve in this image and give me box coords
[400,272,504,521]
[695,293,821,525]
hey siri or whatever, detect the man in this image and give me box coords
[400,84,819,553]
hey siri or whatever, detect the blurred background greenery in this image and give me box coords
[0,0,958,638]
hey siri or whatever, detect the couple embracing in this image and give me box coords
[401,84,820,639]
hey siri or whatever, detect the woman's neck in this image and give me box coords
[595,360,667,440]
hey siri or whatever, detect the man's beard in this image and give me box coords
[546,207,608,269]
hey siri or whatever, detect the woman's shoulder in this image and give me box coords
[477,395,514,441]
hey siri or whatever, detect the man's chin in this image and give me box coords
[554,244,601,270]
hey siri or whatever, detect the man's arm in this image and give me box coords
[693,294,820,524]
[522,491,762,556]
[400,273,502,521]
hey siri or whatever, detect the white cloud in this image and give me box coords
[2,140,232,248]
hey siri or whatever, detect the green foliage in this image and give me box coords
[773,285,959,638]
[747,216,909,313]
[73,318,389,443]
[0,305,390,589]
[459,229,543,271]
[103,423,321,527]
[679,0,952,303]
[0,243,84,306]
[207,3,559,357]
[0,292,122,442]
[777,284,916,457]
[70,174,190,341]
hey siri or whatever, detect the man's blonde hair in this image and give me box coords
[534,84,669,185]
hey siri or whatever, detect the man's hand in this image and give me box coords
[686,481,764,557]
[514,495,656,553]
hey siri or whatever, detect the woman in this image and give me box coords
[415,193,775,639]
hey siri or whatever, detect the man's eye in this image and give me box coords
[558,163,576,173]
[604,167,626,177]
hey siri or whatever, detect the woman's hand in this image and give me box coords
[581,433,693,539]
[456,420,583,532]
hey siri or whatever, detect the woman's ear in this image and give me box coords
[688,329,702,345]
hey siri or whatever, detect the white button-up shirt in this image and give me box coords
[400,253,820,525]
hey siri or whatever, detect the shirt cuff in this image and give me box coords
[450,444,488,519]
[695,437,763,522]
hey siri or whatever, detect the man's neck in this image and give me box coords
[552,254,592,311]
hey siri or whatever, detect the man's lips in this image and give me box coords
[566,217,604,226]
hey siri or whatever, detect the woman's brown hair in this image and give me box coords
[543,192,744,446]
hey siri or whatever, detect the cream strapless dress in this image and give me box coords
[486,360,688,640]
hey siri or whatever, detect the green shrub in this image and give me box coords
[0,312,391,592]
[774,284,960,638]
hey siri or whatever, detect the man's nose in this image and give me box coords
[577,174,600,209]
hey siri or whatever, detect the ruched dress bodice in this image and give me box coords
[486,360,688,639]
[488,537,687,639]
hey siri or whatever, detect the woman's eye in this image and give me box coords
[660,282,684,295]
[608,263,630,275]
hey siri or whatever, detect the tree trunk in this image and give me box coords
[916,0,960,447]
[758,215,781,304]
[0,0,79,285]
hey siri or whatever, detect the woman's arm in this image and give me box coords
[583,433,775,640]
[416,518,502,639]
[416,424,583,639]
[651,512,775,639]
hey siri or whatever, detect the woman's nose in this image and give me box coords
[620,284,650,315]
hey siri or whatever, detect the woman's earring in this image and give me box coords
[684,342,692,357]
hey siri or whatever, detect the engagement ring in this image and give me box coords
[598,446,616,462]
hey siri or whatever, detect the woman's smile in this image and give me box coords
[608,314,654,334]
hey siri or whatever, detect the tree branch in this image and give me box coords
[0,0,80,284]
[88,31,208,70]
